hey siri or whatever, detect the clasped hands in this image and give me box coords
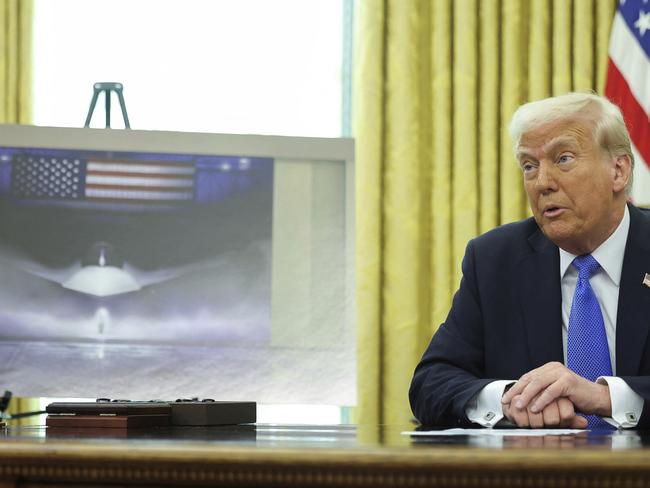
[500,362,612,428]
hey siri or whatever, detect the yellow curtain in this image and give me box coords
[1,0,36,425]
[4,394,42,427]
[1,0,32,123]
[354,0,617,427]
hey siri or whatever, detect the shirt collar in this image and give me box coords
[559,205,630,285]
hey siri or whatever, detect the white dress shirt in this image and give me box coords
[466,206,643,428]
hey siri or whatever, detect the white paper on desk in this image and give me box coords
[402,428,587,437]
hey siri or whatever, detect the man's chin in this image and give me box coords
[539,222,573,248]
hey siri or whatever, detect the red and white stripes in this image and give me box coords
[604,5,650,204]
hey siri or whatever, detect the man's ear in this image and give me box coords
[612,154,632,193]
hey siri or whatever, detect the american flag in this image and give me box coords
[604,0,650,205]
[85,158,194,203]
[10,155,195,204]
[11,155,85,200]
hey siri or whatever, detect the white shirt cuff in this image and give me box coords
[597,376,643,428]
[465,380,515,428]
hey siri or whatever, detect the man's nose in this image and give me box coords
[534,162,558,193]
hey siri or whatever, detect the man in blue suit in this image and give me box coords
[409,92,650,429]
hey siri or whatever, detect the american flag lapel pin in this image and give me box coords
[644,274,650,288]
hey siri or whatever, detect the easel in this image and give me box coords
[84,82,131,129]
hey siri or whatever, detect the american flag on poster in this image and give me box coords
[85,158,195,202]
[604,0,650,206]
[10,155,195,203]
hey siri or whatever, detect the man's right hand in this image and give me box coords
[502,394,588,429]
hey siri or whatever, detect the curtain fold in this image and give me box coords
[381,0,434,427]
[354,0,617,426]
[499,0,528,224]
[477,0,500,234]
[1,0,33,123]
[429,0,453,376]
[354,0,387,428]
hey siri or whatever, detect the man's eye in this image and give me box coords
[558,154,574,164]
[521,162,535,173]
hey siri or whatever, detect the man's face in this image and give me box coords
[516,117,628,255]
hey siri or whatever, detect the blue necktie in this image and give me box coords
[567,254,613,430]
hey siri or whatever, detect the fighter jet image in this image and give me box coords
[0,147,274,342]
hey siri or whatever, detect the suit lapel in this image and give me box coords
[616,205,650,376]
[519,228,564,368]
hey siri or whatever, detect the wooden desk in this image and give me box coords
[1,424,650,487]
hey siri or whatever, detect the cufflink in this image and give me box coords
[484,411,496,421]
[625,412,637,423]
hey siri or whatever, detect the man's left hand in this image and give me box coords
[500,362,612,416]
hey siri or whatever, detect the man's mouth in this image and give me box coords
[543,206,564,218]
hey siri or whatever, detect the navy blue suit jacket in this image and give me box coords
[409,204,650,428]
